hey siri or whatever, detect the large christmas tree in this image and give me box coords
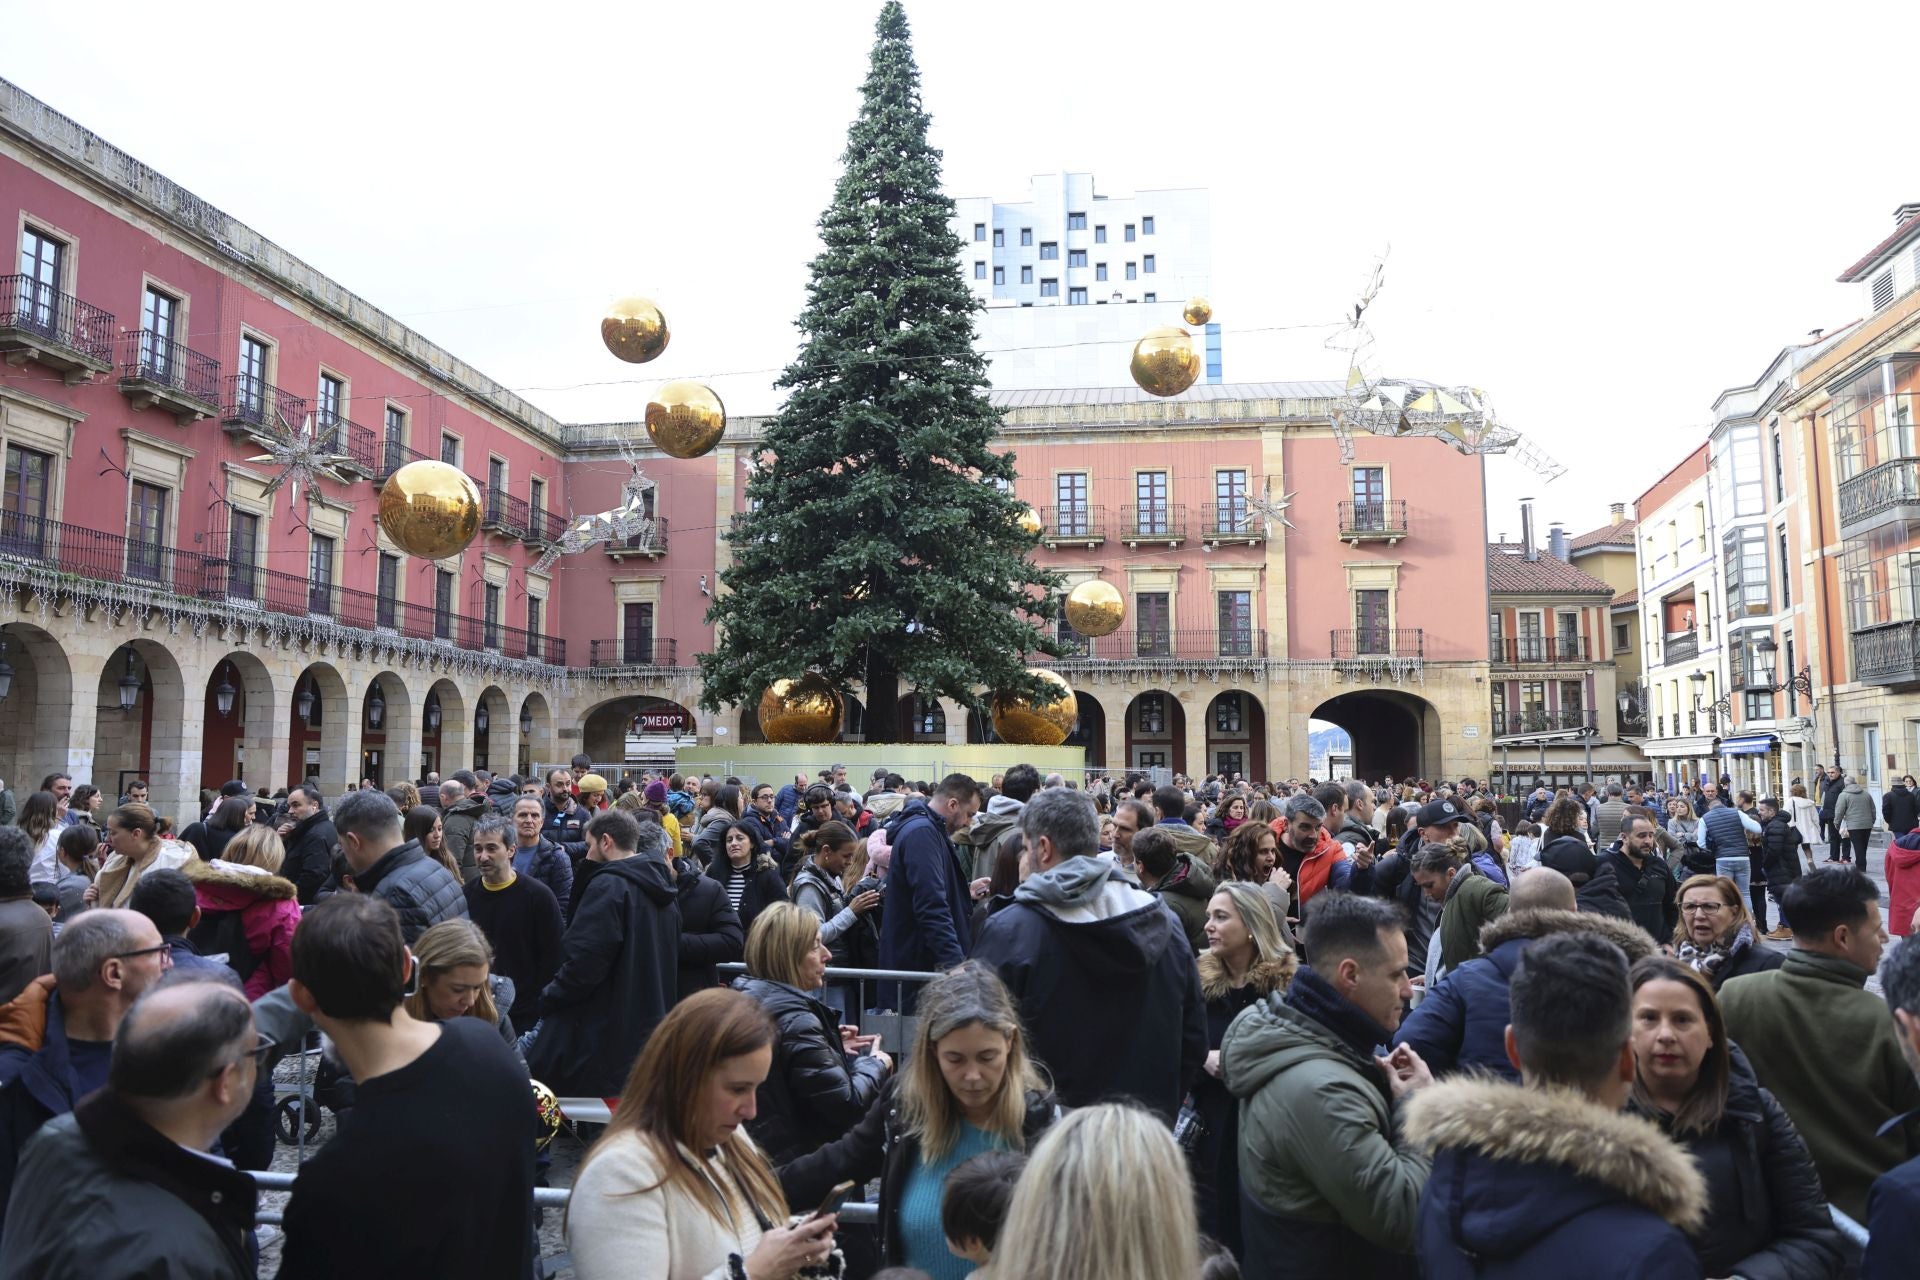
[699,1,1060,743]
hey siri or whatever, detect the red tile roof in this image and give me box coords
[1569,518,1637,552]
[1838,210,1920,283]
[1612,587,1640,607]
[1486,546,1617,596]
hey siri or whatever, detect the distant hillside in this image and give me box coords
[1309,725,1351,758]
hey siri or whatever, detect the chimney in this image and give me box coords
[1548,523,1570,562]
[1520,500,1537,561]
[1609,501,1626,525]
[1896,200,1920,226]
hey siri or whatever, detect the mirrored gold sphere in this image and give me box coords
[1183,296,1213,326]
[378,460,481,561]
[645,380,727,459]
[1016,506,1043,537]
[1064,579,1125,638]
[1130,326,1202,398]
[601,297,670,364]
[991,669,1078,746]
[531,1080,562,1152]
[759,673,843,744]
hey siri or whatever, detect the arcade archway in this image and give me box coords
[1309,689,1442,782]
[1124,690,1185,774]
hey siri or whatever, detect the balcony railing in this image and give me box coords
[1120,504,1187,543]
[1853,620,1920,687]
[312,409,379,474]
[1039,504,1105,545]
[0,274,115,376]
[222,375,307,434]
[1202,501,1265,543]
[525,506,569,546]
[1492,636,1590,664]
[0,510,565,665]
[117,330,221,417]
[606,518,668,557]
[1618,681,1649,736]
[1663,630,1699,664]
[1331,628,1424,659]
[1047,628,1266,662]
[374,436,430,483]
[483,486,530,538]
[1837,457,1920,533]
[588,637,680,668]
[1491,709,1597,737]
[1338,499,1409,541]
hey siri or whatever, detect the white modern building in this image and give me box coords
[1635,444,1728,792]
[949,172,1220,389]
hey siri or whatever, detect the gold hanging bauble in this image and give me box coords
[991,669,1078,746]
[759,673,843,744]
[645,380,727,458]
[601,297,670,364]
[377,460,482,560]
[1129,326,1202,398]
[1016,506,1043,537]
[1064,579,1125,637]
[531,1080,563,1152]
[1183,296,1213,326]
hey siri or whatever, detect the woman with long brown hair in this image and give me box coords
[568,987,839,1280]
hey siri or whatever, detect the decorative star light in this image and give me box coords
[249,413,353,510]
[533,464,658,573]
[1246,482,1297,533]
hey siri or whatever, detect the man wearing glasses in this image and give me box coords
[0,979,265,1278]
[0,909,171,1230]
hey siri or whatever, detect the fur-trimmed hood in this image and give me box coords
[1477,908,1656,961]
[1406,1078,1707,1234]
[183,857,298,901]
[1197,949,1296,1002]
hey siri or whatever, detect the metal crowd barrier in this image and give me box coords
[717,961,940,1057]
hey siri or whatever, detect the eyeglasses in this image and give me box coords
[111,943,173,965]
[1680,902,1728,916]
[242,1034,276,1065]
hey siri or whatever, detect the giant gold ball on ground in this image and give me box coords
[1064,579,1125,637]
[601,297,670,364]
[645,380,727,458]
[378,460,481,560]
[759,673,843,744]
[1130,326,1202,398]
[992,669,1078,746]
[1183,296,1213,326]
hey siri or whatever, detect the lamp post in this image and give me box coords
[295,680,315,724]
[117,651,142,714]
[519,706,533,738]
[213,663,236,719]
[425,693,441,734]
[0,640,14,703]
[366,682,386,730]
[476,704,490,734]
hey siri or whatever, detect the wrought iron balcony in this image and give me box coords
[1492,636,1590,665]
[1202,502,1265,544]
[1338,499,1409,542]
[1663,630,1699,664]
[482,486,529,538]
[605,517,669,558]
[1038,504,1105,547]
[373,436,429,484]
[1837,457,1920,537]
[1120,504,1187,545]
[117,330,220,423]
[588,636,680,668]
[1047,628,1266,663]
[1330,628,1424,660]
[0,274,114,382]
[1853,620,1920,687]
[221,376,307,435]
[524,506,569,546]
[1491,709,1597,737]
[312,409,379,474]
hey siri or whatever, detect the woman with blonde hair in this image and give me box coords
[733,903,892,1164]
[184,823,301,998]
[567,988,839,1280]
[1190,881,1294,1257]
[993,1103,1202,1280]
[779,961,1059,1279]
[89,803,191,909]
[403,918,525,1069]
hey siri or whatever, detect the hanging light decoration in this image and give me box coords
[296,679,316,724]
[117,651,142,714]
[213,664,237,719]
[519,705,533,738]
[476,704,490,734]
[425,693,442,733]
[367,682,386,730]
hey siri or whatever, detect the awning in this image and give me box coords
[1718,734,1779,756]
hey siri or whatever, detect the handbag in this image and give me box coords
[1173,1092,1207,1152]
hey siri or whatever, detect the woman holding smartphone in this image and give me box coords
[778,962,1059,1280]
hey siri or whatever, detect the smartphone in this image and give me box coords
[810,1180,857,1221]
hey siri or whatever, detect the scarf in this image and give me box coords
[1221,814,1245,833]
[1283,965,1392,1061]
[1677,922,1754,978]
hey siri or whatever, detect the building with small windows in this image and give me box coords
[949,173,1221,389]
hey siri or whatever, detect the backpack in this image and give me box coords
[187,909,260,984]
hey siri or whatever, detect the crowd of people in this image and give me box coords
[0,758,1916,1277]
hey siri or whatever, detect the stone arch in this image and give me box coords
[200,651,278,794]
[1204,689,1266,781]
[518,691,553,779]
[1062,686,1106,771]
[288,661,352,791]
[1124,689,1186,775]
[421,678,468,781]
[474,684,511,775]
[580,694,696,770]
[1309,688,1442,782]
[0,620,73,801]
[360,671,413,788]
[896,693,947,745]
[93,639,187,812]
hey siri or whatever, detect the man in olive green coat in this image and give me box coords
[1721,866,1920,1222]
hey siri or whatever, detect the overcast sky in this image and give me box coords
[11,0,1913,536]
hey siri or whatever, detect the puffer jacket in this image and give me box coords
[1147,851,1217,951]
[1405,1077,1706,1278]
[731,976,888,1165]
[184,858,302,999]
[1890,830,1920,937]
[1396,909,1655,1080]
[1836,782,1877,835]
[1283,827,1355,906]
[672,857,743,1002]
[1628,1047,1845,1280]
[356,840,467,944]
[1882,785,1920,837]
[1222,970,1429,1277]
[789,858,859,966]
[279,811,338,905]
[511,837,574,921]
[1758,812,1804,886]
[485,776,519,816]
[1536,834,1633,920]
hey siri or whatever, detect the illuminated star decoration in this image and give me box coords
[533,464,657,573]
[249,413,353,511]
[1246,482,1297,533]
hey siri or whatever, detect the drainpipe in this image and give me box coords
[1805,410,1845,769]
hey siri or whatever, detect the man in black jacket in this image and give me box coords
[540,768,591,862]
[333,791,467,945]
[673,850,743,1003]
[1596,814,1677,943]
[526,810,680,1097]
[971,788,1205,1120]
[275,784,337,906]
[1820,765,1847,860]
[1885,779,1920,840]
[0,979,261,1279]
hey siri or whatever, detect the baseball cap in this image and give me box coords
[1415,798,1469,829]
